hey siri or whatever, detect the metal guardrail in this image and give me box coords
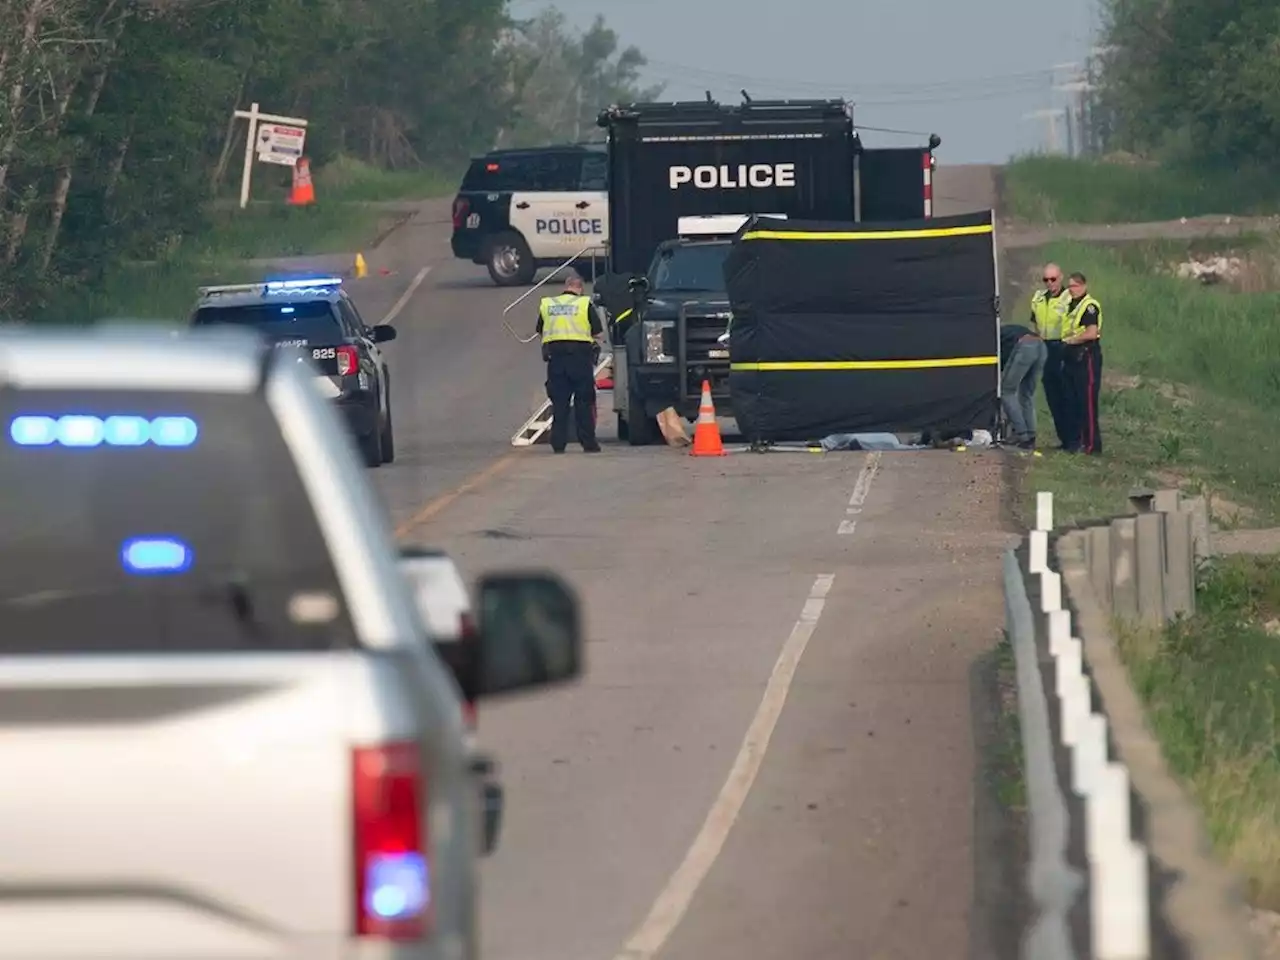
[1006,489,1260,959]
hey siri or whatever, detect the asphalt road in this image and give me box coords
[340,166,1018,960]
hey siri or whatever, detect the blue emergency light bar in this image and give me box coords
[8,415,199,448]
[120,536,193,575]
[264,277,343,292]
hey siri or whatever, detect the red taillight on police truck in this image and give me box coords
[352,742,433,940]
[335,345,359,377]
[452,198,469,230]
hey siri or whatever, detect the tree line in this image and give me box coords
[1093,0,1278,172]
[0,0,661,313]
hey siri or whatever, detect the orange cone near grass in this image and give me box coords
[690,379,726,456]
[289,156,315,205]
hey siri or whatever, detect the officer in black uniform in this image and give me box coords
[1061,271,1104,455]
[535,271,603,453]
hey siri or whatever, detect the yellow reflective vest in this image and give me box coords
[1063,294,1103,339]
[539,293,594,344]
[1030,288,1072,341]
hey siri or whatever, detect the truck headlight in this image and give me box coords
[643,320,675,363]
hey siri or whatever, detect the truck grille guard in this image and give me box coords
[676,299,734,401]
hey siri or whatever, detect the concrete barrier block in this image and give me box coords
[1088,525,1113,607]
[1180,495,1211,560]
[1110,518,1138,621]
[1036,490,1053,531]
[1153,488,1181,514]
[1029,529,1048,573]
[1128,486,1155,513]
[1135,512,1167,626]
[1163,510,1195,620]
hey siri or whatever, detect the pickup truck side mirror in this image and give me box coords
[475,571,582,696]
[628,275,648,293]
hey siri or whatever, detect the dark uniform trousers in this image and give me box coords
[545,342,597,451]
[1064,342,1102,454]
[1041,340,1074,449]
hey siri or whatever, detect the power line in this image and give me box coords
[641,57,1056,97]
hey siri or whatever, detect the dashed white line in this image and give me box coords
[379,265,432,325]
[612,572,836,960]
[837,450,881,534]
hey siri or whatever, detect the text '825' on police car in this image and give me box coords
[451,145,608,286]
[191,276,398,468]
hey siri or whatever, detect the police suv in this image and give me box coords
[450,144,609,286]
[191,276,397,468]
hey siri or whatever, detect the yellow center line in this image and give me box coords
[393,452,522,539]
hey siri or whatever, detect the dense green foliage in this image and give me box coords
[1098,0,1280,173]
[0,0,659,313]
[1001,156,1280,222]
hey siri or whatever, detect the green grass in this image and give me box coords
[1002,155,1280,223]
[28,155,454,323]
[1118,554,1280,909]
[1019,237,1280,527]
[312,154,459,203]
[990,633,1026,813]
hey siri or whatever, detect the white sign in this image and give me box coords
[668,163,796,190]
[257,122,306,166]
[232,103,309,207]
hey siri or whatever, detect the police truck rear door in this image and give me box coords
[857,147,933,220]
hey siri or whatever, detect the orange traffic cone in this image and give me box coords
[690,379,726,456]
[289,157,315,205]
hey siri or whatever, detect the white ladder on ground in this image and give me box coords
[510,356,612,447]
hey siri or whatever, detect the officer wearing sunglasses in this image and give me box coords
[1028,264,1075,449]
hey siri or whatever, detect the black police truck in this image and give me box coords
[596,97,940,445]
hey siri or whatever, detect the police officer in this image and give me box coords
[1061,271,1103,455]
[1029,263,1075,449]
[535,270,603,453]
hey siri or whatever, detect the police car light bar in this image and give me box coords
[676,214,786,238]
[197,277,344,298]
[265,277,343,291]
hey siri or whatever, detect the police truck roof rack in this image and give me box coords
[598,98,851,127]
[597,100,853,145]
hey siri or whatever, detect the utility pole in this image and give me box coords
[1054,74,1093,158]
[1024,109,1064,154]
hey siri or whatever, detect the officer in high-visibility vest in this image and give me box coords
[1029,262,1075,449]
[535,270,603,453]
[1061,271,1103,455]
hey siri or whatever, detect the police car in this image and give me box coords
[189,276,397,467]
[450,144,608,286]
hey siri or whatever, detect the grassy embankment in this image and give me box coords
[40,157,458,323]
[1002,154,1280,223]
[1005,156,1280,909]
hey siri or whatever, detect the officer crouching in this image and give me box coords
[535,270,604,453]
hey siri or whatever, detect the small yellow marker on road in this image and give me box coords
[354,252,368,278]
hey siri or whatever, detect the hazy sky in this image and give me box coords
[509,0,1102,164]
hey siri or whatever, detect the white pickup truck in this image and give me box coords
[0,325,582,960]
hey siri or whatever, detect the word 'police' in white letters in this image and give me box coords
[668,163,797,190]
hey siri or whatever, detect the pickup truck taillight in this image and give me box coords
[336,345,359,377]
[352,742,432,940]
